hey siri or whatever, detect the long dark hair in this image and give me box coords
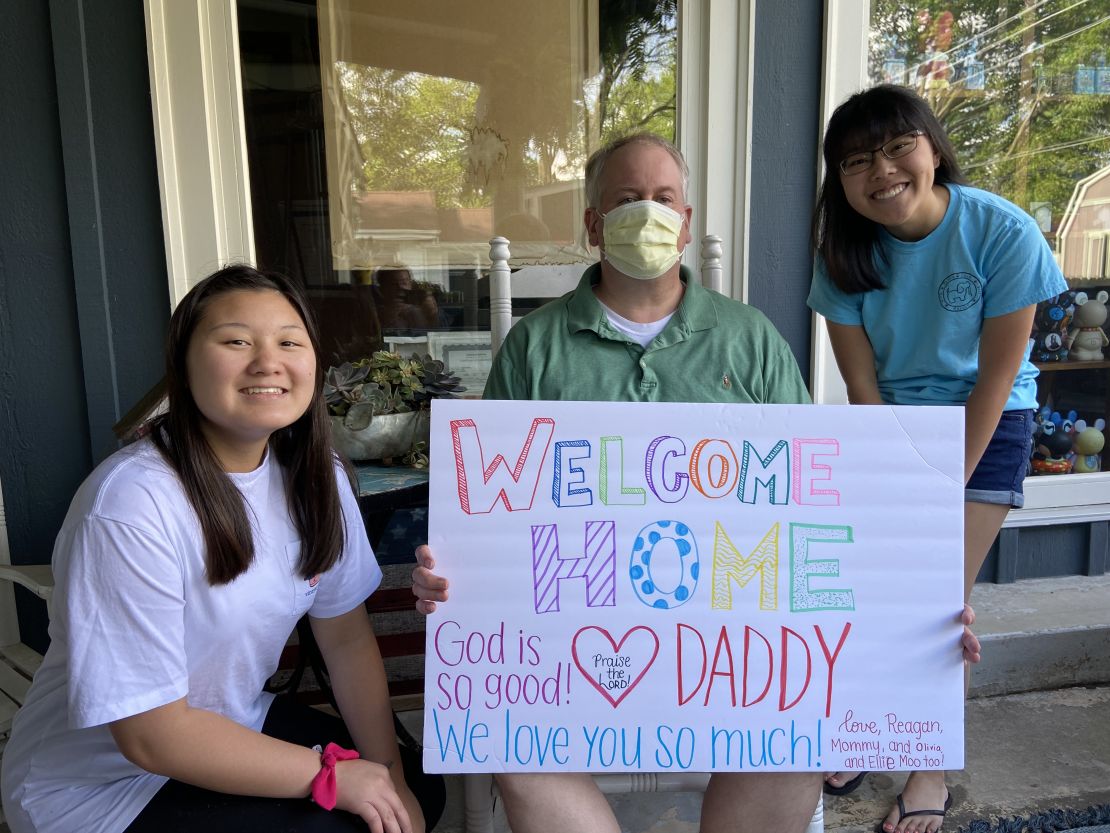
[151,265,351,585]
[812,84,967,293]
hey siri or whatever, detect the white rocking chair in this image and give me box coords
[0,564,53,738]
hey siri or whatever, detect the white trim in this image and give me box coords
[0,480,16,647]
[810,312,848,404]
[1083,231,1110,279]
[809,0,869,403]
[679,0,754,301]
[819,0,868,111]
[1057,164,1110,261]
[1004,503,1110,528]
[1017,472,1110,512]
[1004,475,1110,526]
[144,0,255,306]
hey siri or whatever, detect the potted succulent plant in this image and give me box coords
[324,351,465,464]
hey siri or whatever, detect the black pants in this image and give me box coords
[125,696,443,832]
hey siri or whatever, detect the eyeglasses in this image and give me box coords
[838,131,925,176]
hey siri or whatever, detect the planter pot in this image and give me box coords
[331,411,430,462]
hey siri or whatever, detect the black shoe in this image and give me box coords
[824,771,869,796]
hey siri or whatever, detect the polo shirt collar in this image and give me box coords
[566,262,719,340]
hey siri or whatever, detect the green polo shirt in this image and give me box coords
[484,263,810,405]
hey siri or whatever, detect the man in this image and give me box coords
[480,134,808,405]
[414,132,824,833]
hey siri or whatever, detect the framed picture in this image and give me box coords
[425,332,492,398]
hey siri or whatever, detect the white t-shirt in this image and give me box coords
[597,299,674,348]
[0,440,381,833]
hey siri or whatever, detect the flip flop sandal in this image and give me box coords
[875,790,953,833]
[824,770,869,796]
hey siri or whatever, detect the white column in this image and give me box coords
[144,0,255,305]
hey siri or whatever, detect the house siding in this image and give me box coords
[0,0,168,652]
[749,0,823,375]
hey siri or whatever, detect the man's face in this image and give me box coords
[584,142,693,253]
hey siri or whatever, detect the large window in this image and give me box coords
[236,0,678,382]
[145,0,755,388]
[819,0,1110,514]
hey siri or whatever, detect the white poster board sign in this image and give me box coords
[423,400,965,774]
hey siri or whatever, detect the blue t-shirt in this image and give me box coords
[807,184,1067,409]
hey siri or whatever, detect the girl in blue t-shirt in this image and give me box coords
[807,85,1066,833]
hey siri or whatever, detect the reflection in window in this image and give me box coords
[868,3,1110,479]
[867,1,1110,282]
[239,0,677,378]
[319,0,677,273]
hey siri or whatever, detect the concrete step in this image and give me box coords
[969,574,1110,698]
[424,686,1110,833]
[824,685,1110,833]
[827,575,1110,832]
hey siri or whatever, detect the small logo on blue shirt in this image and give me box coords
[938,272,982,311]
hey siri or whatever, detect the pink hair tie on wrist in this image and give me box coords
[311,742,360,810]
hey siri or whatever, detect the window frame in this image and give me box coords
[144,0,255,306]
[1085,233,1109,279]
[143,0,756,305]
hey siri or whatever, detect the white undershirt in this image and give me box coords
[597,299,674,348]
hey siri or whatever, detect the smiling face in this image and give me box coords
[838,130,948,241]
[185,289,317,471]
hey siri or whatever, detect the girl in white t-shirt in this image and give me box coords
[1,266,430,833]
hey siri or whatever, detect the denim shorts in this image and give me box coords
[965,408,1035,508]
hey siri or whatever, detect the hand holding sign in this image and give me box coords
[413,544,449,615]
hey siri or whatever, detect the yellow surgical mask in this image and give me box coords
[600,200,686,280]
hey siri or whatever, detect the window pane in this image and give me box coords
[238,0,677,379]
[867,1,1110,275]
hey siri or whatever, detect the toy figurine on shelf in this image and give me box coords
[1031,291,1077,362]
[1032,330,1068,363]
[1031,408,1075,474]
[1067,290,1109,361]
[1072,418,1106,474]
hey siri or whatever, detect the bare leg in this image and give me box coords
[495,773,619,833]
[880,501,1009,833]
[702,772,822,833]
[963,502,1009,601]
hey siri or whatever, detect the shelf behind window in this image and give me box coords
[1035,360,1110,372]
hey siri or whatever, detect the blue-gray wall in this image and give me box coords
[748,0,823,375]
[0,0,168,652]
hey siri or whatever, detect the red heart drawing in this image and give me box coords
[571,625,660,708]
